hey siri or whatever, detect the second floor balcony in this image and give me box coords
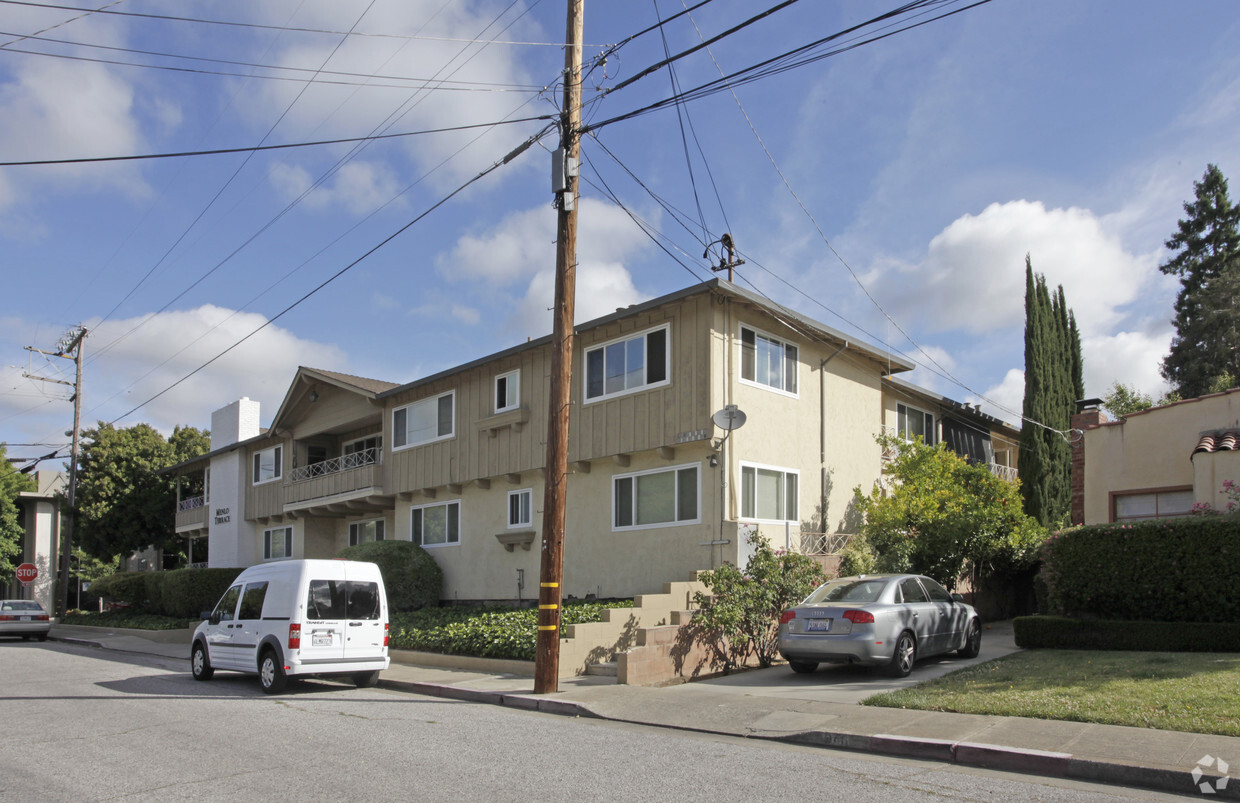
[284,447,385,508]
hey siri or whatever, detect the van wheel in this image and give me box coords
[191,643,214,681]
[353,670,380,688]
[788,660,818,674]
[884,632,916,678]
[259,649,287,694]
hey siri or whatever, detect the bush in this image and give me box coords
[838,533,877,577]
[157,567,243,619]
[1038,517,1240,622]
[89,571,153,611]
[336,540,443,612]
[1014,615,1240,652]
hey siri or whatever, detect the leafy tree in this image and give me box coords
[1100,381,1180,419]
[853,435,1046,591]
[74,423,209,561]
[0,444,36,583]
[1160,164,1240,398]
[691,531,826,671]
[1017,257,1082,527]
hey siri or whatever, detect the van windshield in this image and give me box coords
[306,580,381,620]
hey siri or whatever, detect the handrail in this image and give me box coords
[177,495,206,512]
[287,447,379,483]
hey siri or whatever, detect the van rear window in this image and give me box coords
[306,580,381,620]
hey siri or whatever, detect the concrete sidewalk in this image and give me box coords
[49,623,1239,799]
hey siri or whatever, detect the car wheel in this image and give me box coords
[884,632,916,678]
[957,618,982,659]
[36,633,48,642]
[259,649,287,694]
[21,634,30,641]
[788,660,818,674]
[353,670,380,688]
[191,643,214,681]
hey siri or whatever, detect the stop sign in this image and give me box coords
[15,563,37,585]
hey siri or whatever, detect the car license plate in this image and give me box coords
[312,632,333,647]
[806,619,832,632]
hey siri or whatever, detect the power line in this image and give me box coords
[0,116,553,166]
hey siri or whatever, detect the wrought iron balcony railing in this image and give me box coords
[287,447,379,483]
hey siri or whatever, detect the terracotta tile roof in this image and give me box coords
[1193,429,1240,455]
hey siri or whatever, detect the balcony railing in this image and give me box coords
[177,495,205,512]
[287,448,379,483]
[989,463,1018,482]
[801,532,854,556]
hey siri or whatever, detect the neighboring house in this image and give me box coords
[882,376,1021,481]
[4,470,65,611]
[1071,389,1240,525]
[168,279,1006,603]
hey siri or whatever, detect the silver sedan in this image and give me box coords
[0,599,52,641]
[777,574,980,678]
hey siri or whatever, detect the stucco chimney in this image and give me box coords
[1070,399,1108,525]
[210,398,261,450]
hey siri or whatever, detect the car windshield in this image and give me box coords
[803,578,888,605]
[1,601,44,612]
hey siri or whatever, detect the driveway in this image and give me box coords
[685,620,1019,705]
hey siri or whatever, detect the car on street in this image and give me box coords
[0,599,52,641]
[777,574,981,678]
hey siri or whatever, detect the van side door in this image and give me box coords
[233,581,270,673]
[205,585,243,669]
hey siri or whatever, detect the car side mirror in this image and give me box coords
[951,593,964,603]
[205,611,221,625]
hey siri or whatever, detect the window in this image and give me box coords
[613,464,699,530]
[508,488,532,528]
[897,403,935,445]
[494,370,520,413]
[393,392,454,449]
[585,325,669,401]
[264,526,293,560]
[740,463,799,522]
[740,325,798,395]
[1113,489,1194,521]
[349,519,385,546]
[237,582,269,620]
[253,445,282,484]
[899,577,929,603]
[212,585,241,622]
[306,580,381,620]
[344,435,381,467]
[412,501,460,547]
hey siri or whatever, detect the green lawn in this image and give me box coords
[863,649,1240,737]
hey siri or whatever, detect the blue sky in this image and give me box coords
[2,0,1239,459]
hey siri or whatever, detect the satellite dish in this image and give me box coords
[711,405,747,432]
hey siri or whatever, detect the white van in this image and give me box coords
[191,559,390,694]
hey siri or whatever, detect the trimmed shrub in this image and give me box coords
[1038,516,1240,622]
[157,567,244,619]
[336,540,443,611]
[89,571,153,611]
[1014,615,1240,652]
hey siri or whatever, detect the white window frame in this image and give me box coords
[349,518,385,546]
[392,391,455,451]
[507,488,533,529]
[263,526,293,560]
[253,445,282,485]
[612,463,701,531]
[1112,488,1195,522]
[583,324,671,403]
[897,403,935,445]
[739,324,799,397]
[494,369,520,414]
[739,461,800,524]
[411,500,461,548]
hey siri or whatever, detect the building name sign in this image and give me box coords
[214,507,231,524]
[675,428,710,444]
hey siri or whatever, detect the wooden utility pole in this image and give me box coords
[24,326,86,616]
[534,0,584,695]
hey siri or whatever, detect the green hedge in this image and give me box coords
[89,568,242,618]
[335,540,443,611]
[1038,517,1240,622]
[390,601,631,661]
[1014,615,1240,652]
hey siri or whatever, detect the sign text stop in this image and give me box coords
[15,562,38,586]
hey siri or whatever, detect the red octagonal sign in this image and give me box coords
[15,563,38,585]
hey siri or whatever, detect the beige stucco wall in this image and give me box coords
[1083,390,1240,523]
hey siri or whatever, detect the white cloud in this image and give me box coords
[1081,329,1173,401]
[977,368,1026,426]
[511,262,643,339]
[450,304,480,325]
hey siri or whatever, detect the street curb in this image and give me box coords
[376,678,595,718]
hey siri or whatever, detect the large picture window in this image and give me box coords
[897,403,935,445]
[349,519,385,545]
[740,463,799,523]
[740,325,798,395]
[263,526,293,560]
[412,501,460,547]
[393,392,454,449]
[613,464,699,530]
[585,325,669,401]
[253,445,282,484]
